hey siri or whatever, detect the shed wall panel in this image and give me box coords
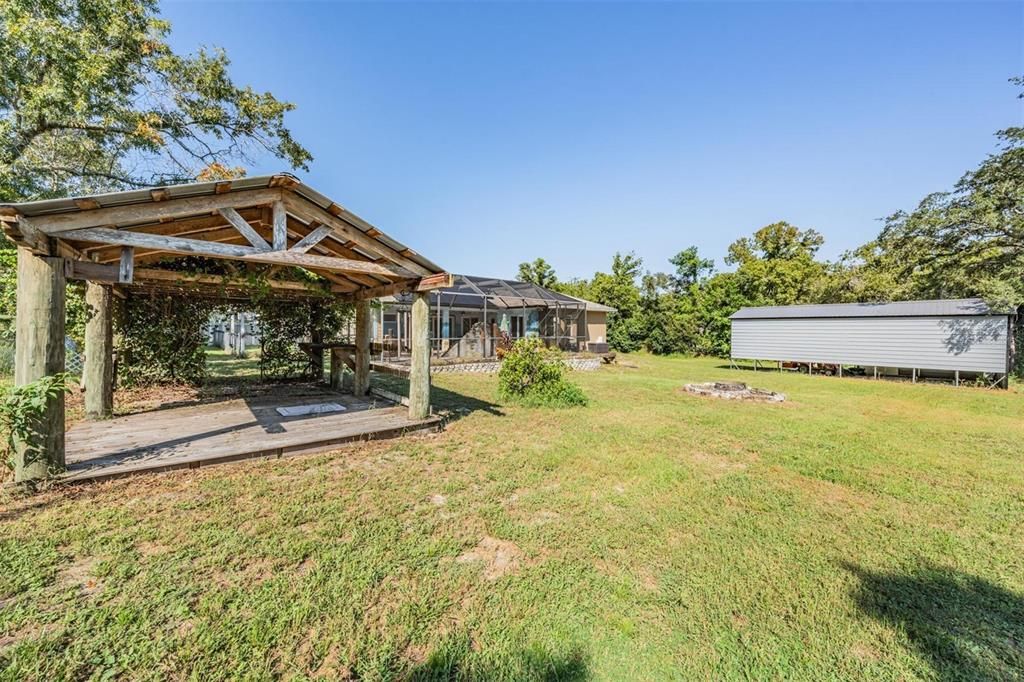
[731,316,1008,373]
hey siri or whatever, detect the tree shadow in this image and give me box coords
[842,561,1024,680]
[409,642,589,682]
[939,317,1007,356]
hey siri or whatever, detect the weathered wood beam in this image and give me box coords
[241,249,415,278]
[2,216,50,255]
[14,248,66,481]
[65,261,335,294]
[290,225,333,254]
[83,281,114,420]
[354,299,372,396]
[272,200,288,251]
[343,272,454,301]
[280,193,434,277]
[218,207,272,251]
[118,246,134,284]
[28,187,283,234]
[408,292,431,420]
[60,227,261,258]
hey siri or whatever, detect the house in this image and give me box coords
[377,275,614,359]
[730,298,1013,388]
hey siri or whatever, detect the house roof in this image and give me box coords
[389,274,605,310]
[730,298,1007,320]
[567,295,616,313]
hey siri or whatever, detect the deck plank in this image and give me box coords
[63,391,442,483]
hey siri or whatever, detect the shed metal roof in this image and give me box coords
[730,298,1007,320]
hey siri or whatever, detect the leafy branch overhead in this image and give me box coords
[0,0,312,201]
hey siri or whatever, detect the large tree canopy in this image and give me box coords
[0,0,311,201]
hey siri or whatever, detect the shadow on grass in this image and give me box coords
[371,373,505,423]
[843,562,1024,680]
[409,640,589,682]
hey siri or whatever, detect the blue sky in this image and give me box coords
[163,1,1022,280]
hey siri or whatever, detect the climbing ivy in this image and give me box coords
[255,297,353,381]
[117,292,216,386]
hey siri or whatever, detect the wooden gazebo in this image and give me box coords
[1,174,449,483]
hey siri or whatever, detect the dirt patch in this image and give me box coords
[428,493,447,506]
[689,451,748,478]
[455,536,525,580]
[137,541,170,556]
[57,557,100,596]
[849,641,879,662]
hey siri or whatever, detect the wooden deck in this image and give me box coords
[63,391,443,484]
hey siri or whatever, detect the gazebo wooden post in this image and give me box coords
[354,299,372,396]
[13,247,66,482]
[83,281,114,420]
[408,292,431,419]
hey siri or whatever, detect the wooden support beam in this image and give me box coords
[272,200,288,251]
[118,246,134,284]
[59,227,260,259]
[408,292,431,419]
[354,299,372,396]
[218,207,272,251]
[290,225,334,254]
[344,272,454,302]
[2,216,50,255]
[28,187,282,234]
[14,248,66,481]
[83,282,114,420]
[242,249,416,279]
[279,193,434,277]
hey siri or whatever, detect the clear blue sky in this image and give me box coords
[163,1,1022,280]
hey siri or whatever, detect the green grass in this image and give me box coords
[1,355,1023,680]
[205,347,263,381]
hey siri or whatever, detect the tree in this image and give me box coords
[0,0,311,201]
[726,222,826,306]
[517,258,558,289]
[668,246,714,294]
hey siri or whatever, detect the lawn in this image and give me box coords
[1,355,1022,680]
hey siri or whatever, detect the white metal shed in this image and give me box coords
[730,299,1013,387]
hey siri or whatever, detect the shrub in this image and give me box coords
[497,338,587,407]
[1,373,72,474]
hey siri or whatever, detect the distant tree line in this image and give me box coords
[518,81,1024,373]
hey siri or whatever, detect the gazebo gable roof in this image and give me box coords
[0,173,450,301]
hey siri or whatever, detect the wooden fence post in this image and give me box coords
[408,292,431,419]
[14,247,66,482]
[83,281,113,419]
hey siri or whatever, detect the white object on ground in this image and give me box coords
[275,402,347,417]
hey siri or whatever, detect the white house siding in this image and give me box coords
[731,315,1009,373]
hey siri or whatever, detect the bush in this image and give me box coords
[1,373,71,474]
[497,338,587,407]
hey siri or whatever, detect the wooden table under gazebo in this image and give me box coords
[1,173,451,483]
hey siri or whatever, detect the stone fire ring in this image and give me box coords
[684,381,785,402]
